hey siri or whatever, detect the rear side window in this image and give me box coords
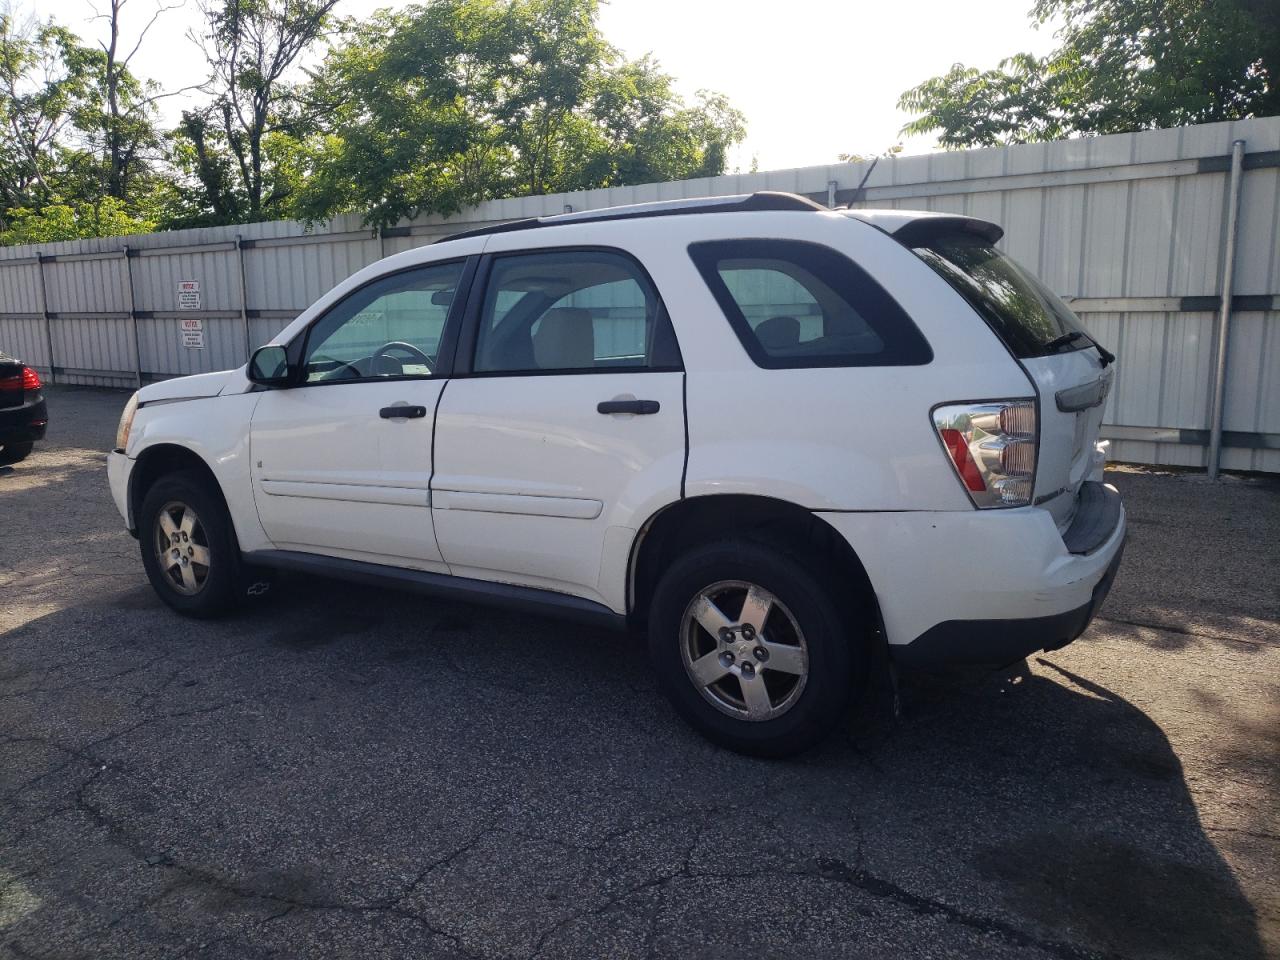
[473,249,681,375]
[913,234,1090,359]
[688,239,931,368]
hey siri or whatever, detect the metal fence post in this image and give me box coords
[122,246,143,388]
[1207,139,1246,480]
[827,180,838,209]
[34,252,56,385]
[236,235,251,360]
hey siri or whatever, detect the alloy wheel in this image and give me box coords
[679,580,809,721]
[153,501,211,596]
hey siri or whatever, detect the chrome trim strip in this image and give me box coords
[432,489,603,520]
[260,480,430,507]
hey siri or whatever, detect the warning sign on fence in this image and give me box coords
[177,279,201,310]
[179,313,204,348]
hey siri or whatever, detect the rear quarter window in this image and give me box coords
[688,239,932,369]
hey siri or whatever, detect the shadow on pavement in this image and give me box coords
[1,568,1268,959]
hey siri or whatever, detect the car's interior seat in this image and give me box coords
[533,308,596,369]
[754,315,801,351]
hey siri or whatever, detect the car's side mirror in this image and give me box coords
[247,344,291,387]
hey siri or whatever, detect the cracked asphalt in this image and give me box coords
[2,385,1277,960]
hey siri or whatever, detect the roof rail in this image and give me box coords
[437,191,826,243]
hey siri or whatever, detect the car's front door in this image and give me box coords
[250,259,467,568]
[431,248,686,607]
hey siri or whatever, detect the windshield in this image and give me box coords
[914,234,1090,359]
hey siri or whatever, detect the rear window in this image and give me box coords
[913,234,1090,359]
[688,239,932,368]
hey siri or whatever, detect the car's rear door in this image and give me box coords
[430,246,685,609]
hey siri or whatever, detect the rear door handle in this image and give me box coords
[380,405,427,419]
[597,399,660,415]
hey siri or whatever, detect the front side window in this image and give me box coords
[302,261,463,383]
[689,239,931,368]
[472,250,681,374]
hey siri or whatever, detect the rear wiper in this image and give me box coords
[1043,331,1085,353]
[1044,330,1115,367]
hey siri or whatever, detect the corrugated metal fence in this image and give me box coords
[1,116,1277,473]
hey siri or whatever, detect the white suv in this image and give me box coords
[107,192,1125,756]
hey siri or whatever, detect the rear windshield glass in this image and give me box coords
[914,234,1090,359]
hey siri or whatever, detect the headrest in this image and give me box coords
[533,307,595,369]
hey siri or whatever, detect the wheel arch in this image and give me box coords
[627,494,885,644]
[128,443,229,532]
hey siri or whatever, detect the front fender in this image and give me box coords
[127,392,270,553]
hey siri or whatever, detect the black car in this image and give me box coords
[0,351,47,465]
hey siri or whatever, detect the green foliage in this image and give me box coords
[0,195,155,245]
[0,9,165,243]
[0,15,99,213]
[838,144,903,164]
[170,0,340,225]
[1,0,746,240]
[899,0,1278,147]
[285,0,745,228]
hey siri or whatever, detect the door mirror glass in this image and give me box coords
[248,344,290,385]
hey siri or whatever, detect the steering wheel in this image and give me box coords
[308,353,363,381]
[374,341,432,374]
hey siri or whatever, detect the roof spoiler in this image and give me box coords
[891,215,1004,247]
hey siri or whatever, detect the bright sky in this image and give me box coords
[41,0,1061,171]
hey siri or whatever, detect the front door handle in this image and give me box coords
[597,399,660,415]
[380,405,427,420]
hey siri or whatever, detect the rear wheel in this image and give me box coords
[0,441,34,465]
[138,470,243,618]
[648,540,859,757]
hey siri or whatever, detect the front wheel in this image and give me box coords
[648,540,858,757]
[138,470,244,618]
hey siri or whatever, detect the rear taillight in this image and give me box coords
[932,400,1037,508]
[21,366,41,392]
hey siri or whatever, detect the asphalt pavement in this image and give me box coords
[2,386,1277,959]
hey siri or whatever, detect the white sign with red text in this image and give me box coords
[177,279,201,310]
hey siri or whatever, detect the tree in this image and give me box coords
[837,144,902,164]
[286,0,745,228]
[898,0,1277,147]
[587,60,746,187]
[0,4,172,242]
[180,0,339,223]
[0,194,154,244]
[0,13,96,217]
[84,0,182,201]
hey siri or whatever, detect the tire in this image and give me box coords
[647,539,859,758]
[138,469,244,618]
[0,441,34,465]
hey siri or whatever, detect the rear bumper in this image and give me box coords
[889,537,1125,668]
[818,483,1127,669]
[0,396,47,444]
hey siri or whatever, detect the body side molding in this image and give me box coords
[244,549,627,630]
